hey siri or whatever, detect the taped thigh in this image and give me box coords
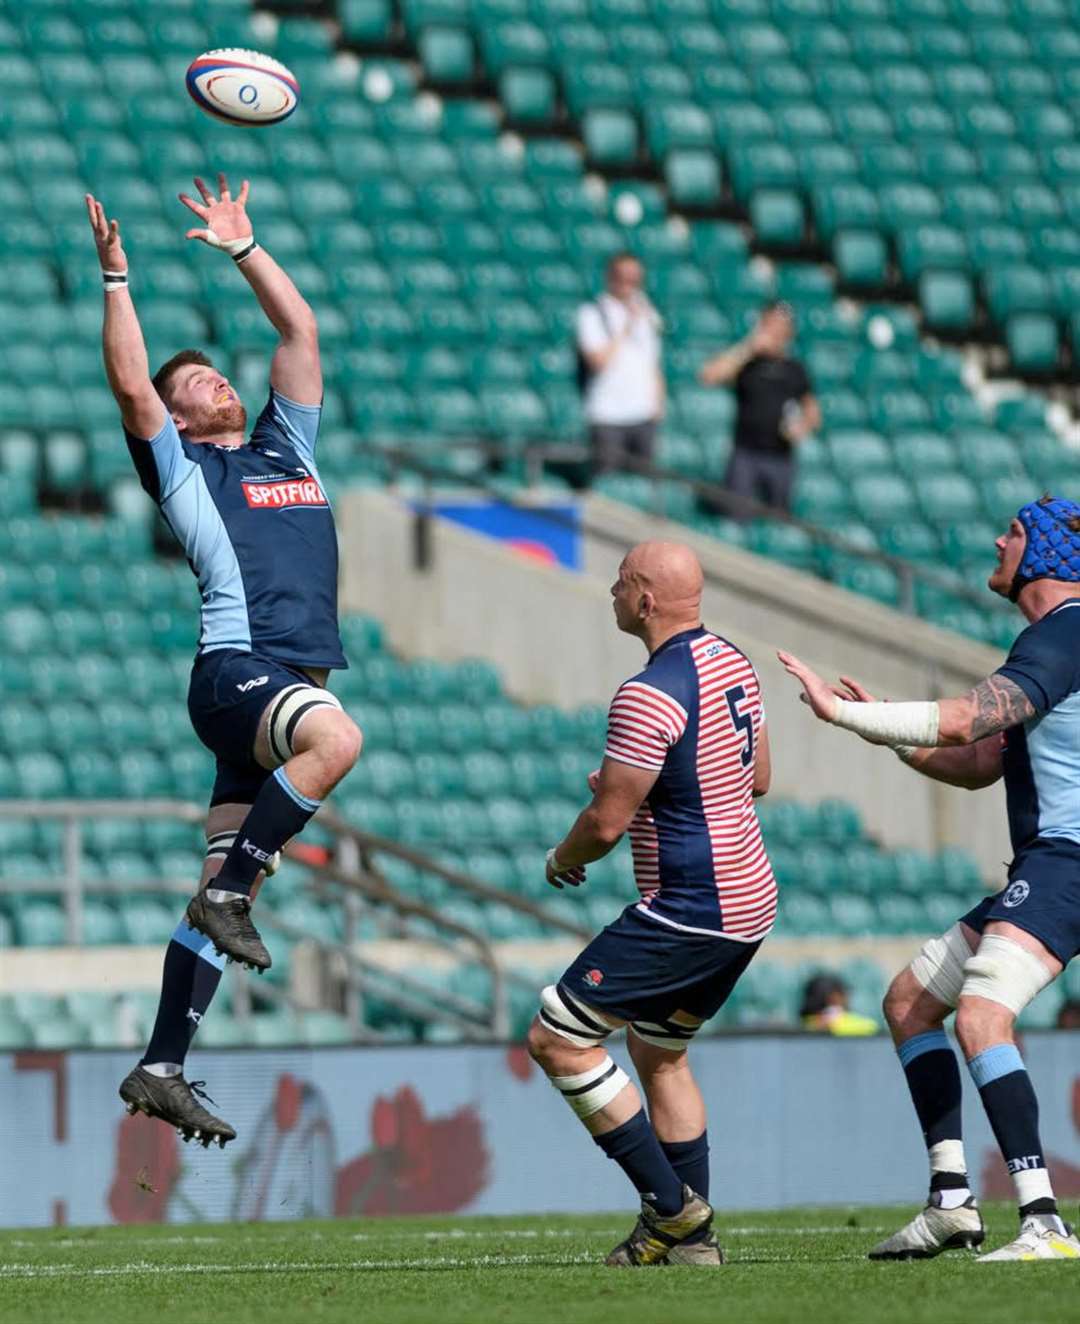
[909,922,973,1009]
[628,1015,701,1053]
[539,983,615,1048]
[961,935,1055,1016]
[265,684,342,766]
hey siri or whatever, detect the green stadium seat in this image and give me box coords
[641,104,712,160]
[920,271,976,333]
[967,223,1027,271]
[1005,314,1060,373]
[833,230,887,289]
[577,108,637,166]
[812,182,879,239]
[664,150,721,207]
[916,472,982,524]
[852,472,920,525]
[340,0,394,41]
[896,224,968,281]
[793,472,853,521]
[502,67,558,123]
[983,264,1052,321]
[750,190,804,246]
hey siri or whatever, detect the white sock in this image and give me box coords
[928,1140,971,1207]
[1014,1166,1056,1210]
[206,888,246,904]
[142,1062,182,1078]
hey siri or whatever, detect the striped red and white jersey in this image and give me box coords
[603,626,776,942]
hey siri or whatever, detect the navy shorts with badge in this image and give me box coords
[188,648,315,806]
[960,837,1080,966]
[559,904,760,1026]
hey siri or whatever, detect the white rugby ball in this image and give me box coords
[185,49,299,127]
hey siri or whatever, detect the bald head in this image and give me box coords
[611,540,704,644]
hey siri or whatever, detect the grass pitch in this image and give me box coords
[1,1203,1073,1324]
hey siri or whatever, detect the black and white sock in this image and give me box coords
[209,767,320,899]
[967,1042,1063,1229]
[897,1029,971,1206]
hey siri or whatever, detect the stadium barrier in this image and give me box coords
[1,1033,1076,1228]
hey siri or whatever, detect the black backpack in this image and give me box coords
[574,299,612,395]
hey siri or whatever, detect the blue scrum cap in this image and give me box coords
[1010,495,1080,601]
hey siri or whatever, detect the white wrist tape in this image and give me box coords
[204,229,258,262]
[833,698,940,747]
[102,269,128,292]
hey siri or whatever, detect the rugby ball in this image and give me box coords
[185,49,300,127]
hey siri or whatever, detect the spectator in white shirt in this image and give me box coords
[574,253,665,487]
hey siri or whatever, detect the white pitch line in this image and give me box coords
[0,1254,599,1280]
[0,1247,875,1280]
[0,1225,885,1252]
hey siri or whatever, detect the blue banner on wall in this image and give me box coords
[431,501,581,571]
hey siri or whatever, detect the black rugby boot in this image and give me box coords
[185,891,271,971]
[119,1065,237,1148]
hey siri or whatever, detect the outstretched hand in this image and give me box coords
[179,173,253,249]
[777,650,841,724]
[86,194,127,273]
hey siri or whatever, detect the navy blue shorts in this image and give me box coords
[960,838,1080,966]
[559,904,760,1026]
[187,649,316,807]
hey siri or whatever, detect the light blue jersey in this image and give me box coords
[125,389,346,670]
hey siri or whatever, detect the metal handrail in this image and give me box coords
[0,799,587,1042]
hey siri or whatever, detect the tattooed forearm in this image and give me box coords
[963,676,1037,740]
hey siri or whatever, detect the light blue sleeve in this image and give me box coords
[250,388,323,466]
[124,412,197,504]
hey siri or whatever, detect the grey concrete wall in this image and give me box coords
[339,488,1012,880]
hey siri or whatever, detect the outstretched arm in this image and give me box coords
[87,194,165,439]
[833,676,1005,789]
[180,174,321,405]
[779,651,1037,748]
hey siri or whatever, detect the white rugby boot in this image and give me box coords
[977,1214,1080,1262]
[868,1194,985,1260]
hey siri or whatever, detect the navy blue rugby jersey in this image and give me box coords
[125,389,346,670]
[995,599,1080,854]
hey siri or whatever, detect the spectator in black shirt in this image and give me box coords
[699,302,820,518]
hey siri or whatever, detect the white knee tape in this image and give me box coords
[551,1055,631,1119]
[961,936,1054,1016]
[909,923,973,1009]
[266,685,342,766]
[539,984,614,1048]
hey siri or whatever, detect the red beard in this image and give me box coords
[183,398,247,439]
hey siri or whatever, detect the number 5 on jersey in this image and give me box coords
[725,685,754,767]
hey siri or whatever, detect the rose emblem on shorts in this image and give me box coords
[1003,879,1030,908]
[583,969,604,987]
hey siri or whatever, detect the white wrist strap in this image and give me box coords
[833,698,940,747]
[102,269,128,292]
[204,229,258,262]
